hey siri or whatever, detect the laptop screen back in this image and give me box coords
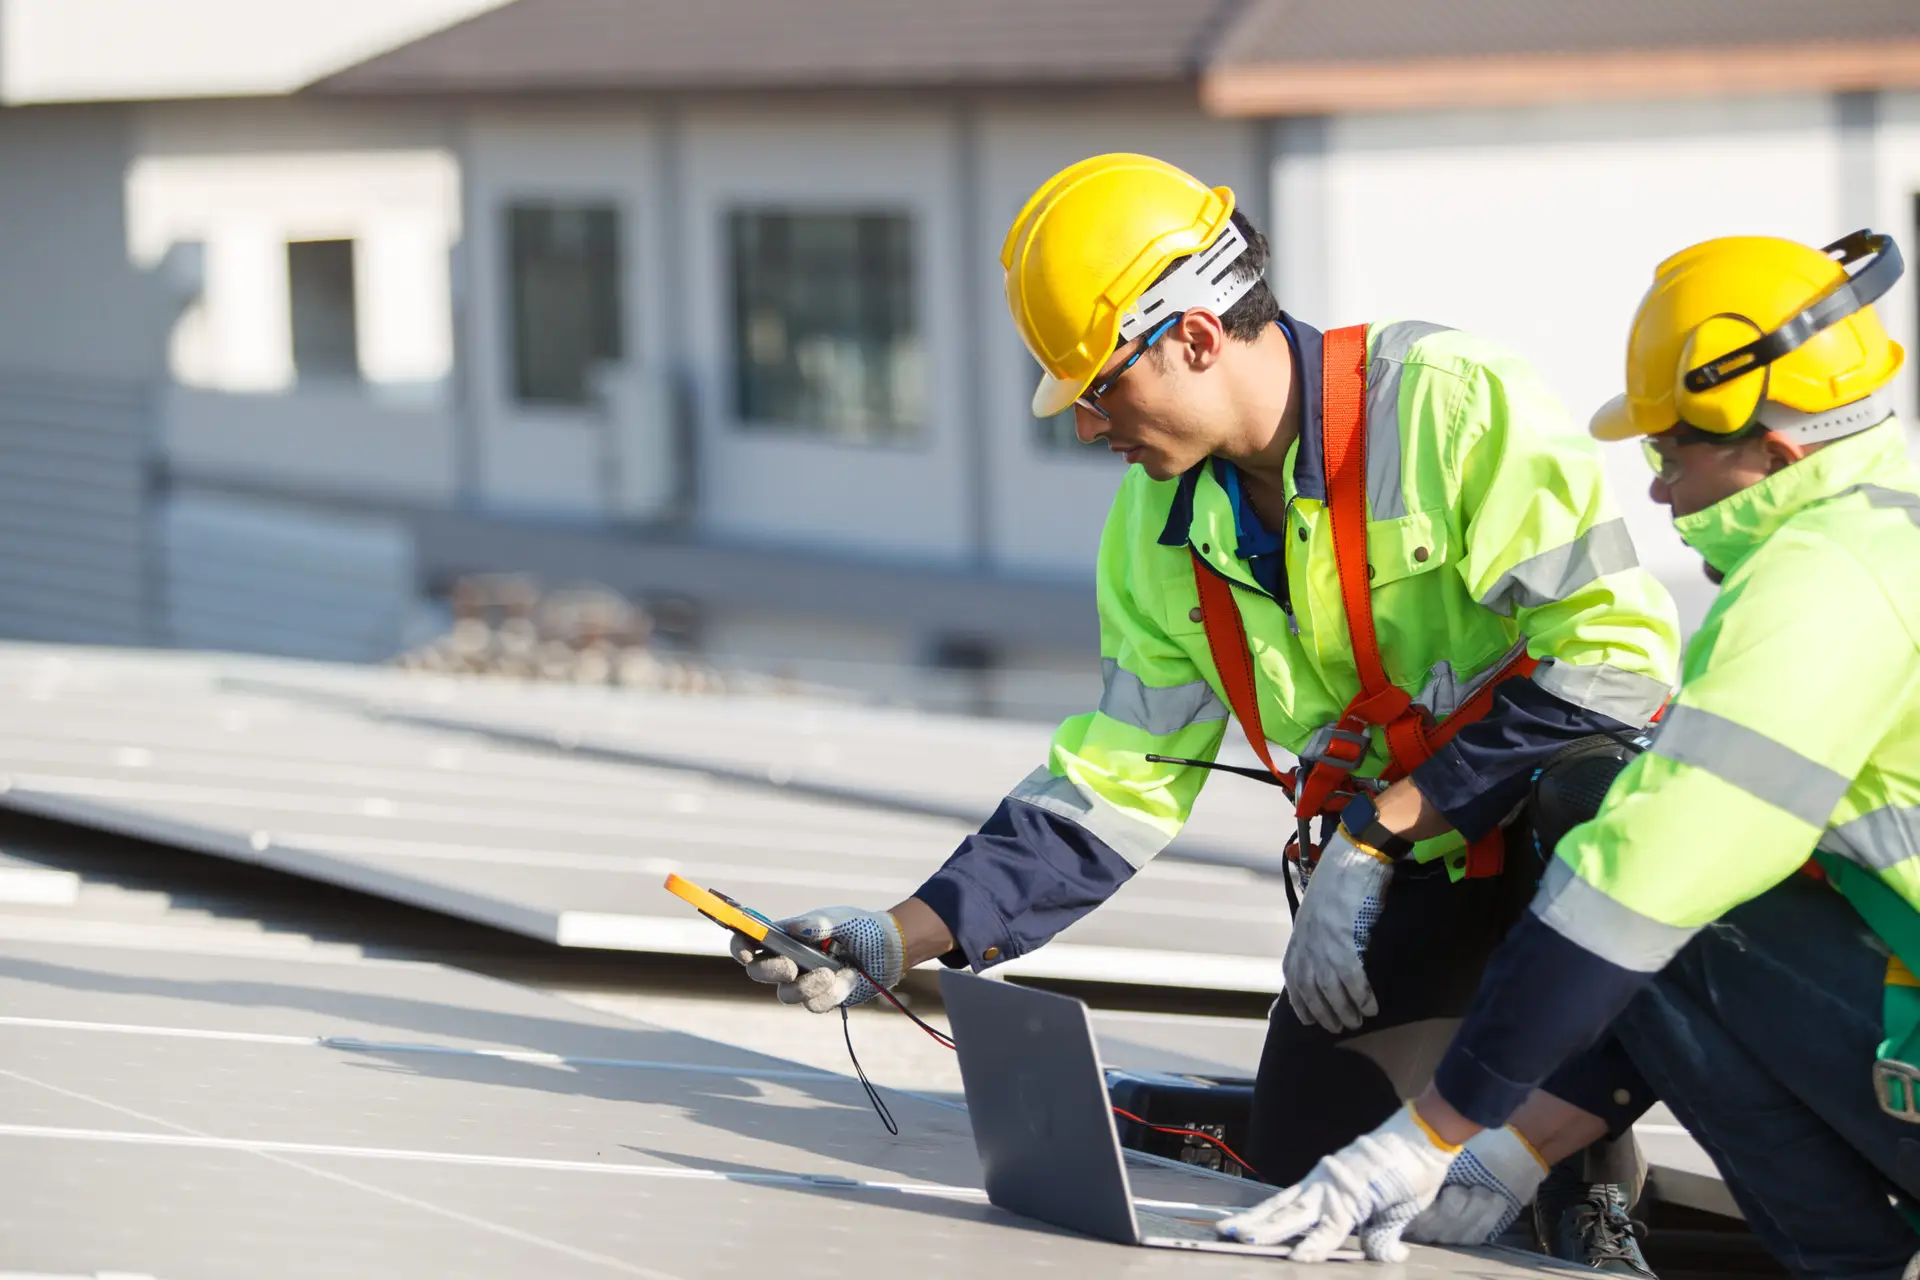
[940,970,1139,1244]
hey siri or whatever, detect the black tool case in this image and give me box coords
[1105,1068,1259,1179]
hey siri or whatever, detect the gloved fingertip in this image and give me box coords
[1365,1238,1411,1264]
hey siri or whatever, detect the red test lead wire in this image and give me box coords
[834,949,1262,1180]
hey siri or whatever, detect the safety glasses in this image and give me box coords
[1076,314,1182,421]
[1641,436,1684,484]
[1641,424,1755,483]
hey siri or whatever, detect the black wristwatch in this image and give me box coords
[1337,794,1416,861]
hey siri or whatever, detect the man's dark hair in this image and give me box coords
[1144,209,1280,349]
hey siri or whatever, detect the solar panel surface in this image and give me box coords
[0,646,1291,992]
[0,829,1573,1279]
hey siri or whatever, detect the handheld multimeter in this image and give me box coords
[662,874,844,974]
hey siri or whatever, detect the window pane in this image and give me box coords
[731,210,921,442]
[508,204,623,406]
[288,239,359,383]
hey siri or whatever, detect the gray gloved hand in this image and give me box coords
[729,906,905,1013]
[1282,829,1392,1032]
[1405,1125,1550,1245]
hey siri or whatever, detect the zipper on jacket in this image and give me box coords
[1193,541,1299,635]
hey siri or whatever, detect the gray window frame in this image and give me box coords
[727,207,925,447]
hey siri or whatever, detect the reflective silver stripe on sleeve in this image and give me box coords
[1531,857,1698,973]
[1008,767,1172,870]
[1650,704,1851,829]
[1363,321,1450,523]
[1479,517,1640,616]
[1098,658,1227,736]
[1411,638,1529,722]
[1531,658,1670,728]
[1822,804,1920,873]
[1840,483,1920,527]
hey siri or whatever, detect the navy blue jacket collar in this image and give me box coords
[1158,312,1326,548]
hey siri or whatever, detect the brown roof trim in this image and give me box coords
[1202,39,1920,117]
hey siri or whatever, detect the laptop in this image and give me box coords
[940,969,1311,1258]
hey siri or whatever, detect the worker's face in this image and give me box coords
[1644,430,1800,520]
[1072,316,1228,481]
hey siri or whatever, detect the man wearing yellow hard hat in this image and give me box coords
[1217,230,1920,1274]
[729,153,1680,1264]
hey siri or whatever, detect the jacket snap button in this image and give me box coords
[1613,1088,1632,1106]
[1188,606,1203,623]
[1413,545,1430,563]
[1297,527,1308,542]
[983,946,1001,962]
[1200,543,1210,554]
[1366,564,1375,580]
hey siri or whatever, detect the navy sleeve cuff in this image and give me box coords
[913,869,1007,971]
[1434,908,1655,1129]
[1540,1036,1654,1138]
[912,795,1140,972]
[1412,674,1635,841]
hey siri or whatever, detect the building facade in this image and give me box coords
[2,0,1918,697]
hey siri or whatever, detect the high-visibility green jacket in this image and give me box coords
[917,314,1681,970]
[1434,413,1920,1124]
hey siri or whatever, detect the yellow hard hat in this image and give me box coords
[1591,231,1905,442]
[1002,153,1238,418]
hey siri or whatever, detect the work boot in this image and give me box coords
[1533,1166,1656,1277]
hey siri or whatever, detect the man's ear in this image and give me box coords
[1758,431,1809,475]
[1176,309,1228,370]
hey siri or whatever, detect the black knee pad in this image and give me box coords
[1531,733,1644,859]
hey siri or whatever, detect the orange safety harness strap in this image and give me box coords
[1189,323,1534,881]
[1188,552,1296,796]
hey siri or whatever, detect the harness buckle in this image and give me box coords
[1874,1058,1920,1122]
[1299,723,1371,770]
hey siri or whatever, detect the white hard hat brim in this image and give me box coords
[1032,370,1087,419]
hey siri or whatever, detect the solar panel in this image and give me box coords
[0,733,1709,1275]
[0,862,1573,1277]
[0,645,1289,992]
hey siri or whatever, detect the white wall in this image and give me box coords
[1876,92,1920,429]
[462,106,669,518]
[128,101,462,503]
[1281,94,1856,628]
[164,386,457,505]
[0,104,168,381]
[2,0,510,104]
[677,106,974,564]
[977,106,1262,581]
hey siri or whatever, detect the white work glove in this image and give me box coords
[729,906,905,1013]
[1217,1102,1458,1262]
[1406,1125,1550,1245]
[1282,829,1392,1032]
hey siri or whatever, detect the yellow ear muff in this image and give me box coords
[1675,314,1770,435]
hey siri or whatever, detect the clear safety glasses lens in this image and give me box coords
[1642,438,1683,484]
[1076,315,1182,421]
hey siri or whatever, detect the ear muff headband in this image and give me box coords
[1682,229,1904,395]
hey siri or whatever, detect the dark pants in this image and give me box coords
[1247,824,1540,1185]
[1616,875,1920,1279]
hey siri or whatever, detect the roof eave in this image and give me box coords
[1201,38,1920,117]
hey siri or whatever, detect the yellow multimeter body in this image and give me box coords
[662,874,843,973]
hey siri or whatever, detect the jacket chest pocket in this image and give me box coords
[1158,571,1208,640]
[1360,511,1466,687]
[1363,510,1450,589]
